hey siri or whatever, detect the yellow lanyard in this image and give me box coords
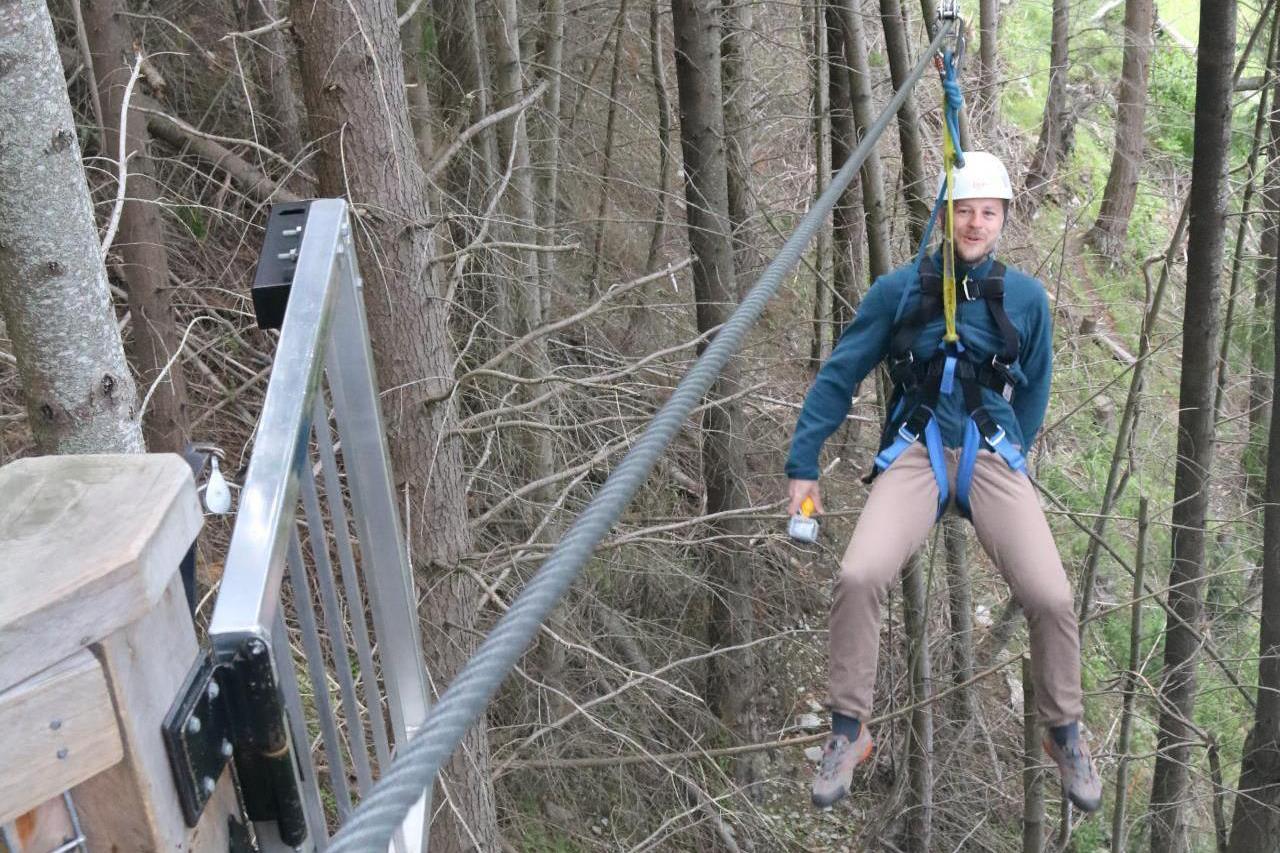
[941,96,960,343]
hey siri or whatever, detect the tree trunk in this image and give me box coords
[1149,4,1235,849]
[535,0,565,302]
[291,2,498,850]
[234,0,306,162]
[645,0,673,274]
[831,0,891,279]
[1228,22,1280,849]
[430,0,499,202]
[879,0,930,247]
[808,0,831,369]
[1248,40,1280,506]
[85,0,190,455]
[826,4,865,344]
[1086,0,1155,256]
[588,0,630,290]
[944,516,975,717]
[489,0,557,533]
[1022,653,1045,853]
[902,554,933,853]
[977,0,999,114]
[0,0,144,455]
[1019,0,1070,216]
[721,0,759,297]
[1214,10,1277,430]
[1112,497,1148,853]
[401,1,438,169]
[918,0,937,39]
[671,0,757,789]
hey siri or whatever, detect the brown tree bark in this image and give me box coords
[233,0,306,162]
[1228,16,1280,850]
[826,4,865,344]
[943,516,975,717]
[0,0,143,455]
[902,554,933,853]
[401,0,438,170]
[977,0,999,114]
[291,2,498,849]
[535,0,565,298]
[1022,653,1045,853]
[831,0,891,279]
[807,0,831,370]
[721,0,759,297]
[488,0,556,518]
[1020,0,1071,216]
[1149,3,1236,849]
[1086,0,1155,256]
[588,0,631,290]
[430,0,499,203]
[880,0,930,247]
[1110,498,1148,853]
[1247,31,1280,506]
[85,0,190,454]
[645,0,673,274]
[671,0,758,789]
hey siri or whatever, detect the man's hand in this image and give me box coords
[788,479,823,516]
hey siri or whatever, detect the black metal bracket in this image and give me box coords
[162,639,308,848]
[161,650,234,827]
[251,200,313,330]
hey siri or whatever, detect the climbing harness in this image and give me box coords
[869,255,1026,518]
[868,16,1027,519]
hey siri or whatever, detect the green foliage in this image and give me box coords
[1147,47,1197,157]
[176,205,207,240]
[1071,815,1108,852]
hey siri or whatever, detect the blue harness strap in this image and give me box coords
[924,418,949,517]
[955,418,981,516]
[875,419,924,472]
[984,424,1027,473]
[872,413,951,519]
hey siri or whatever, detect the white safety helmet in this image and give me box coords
[935,151,1013,201]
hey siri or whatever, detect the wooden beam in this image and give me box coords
[72,575,239,851]
[0,651,121,825]
[0,454,201,690]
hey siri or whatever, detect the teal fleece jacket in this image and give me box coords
[785,252,1053,481]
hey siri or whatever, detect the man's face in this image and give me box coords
[951,197,1006,264]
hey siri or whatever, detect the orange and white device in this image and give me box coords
[788,496,819,543]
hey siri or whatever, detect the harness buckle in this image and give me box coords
[897,422,920,444]
[984,425,1007,448]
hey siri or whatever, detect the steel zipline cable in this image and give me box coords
[327,17,956,852]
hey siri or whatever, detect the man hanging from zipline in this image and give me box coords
[785,77,1102,810]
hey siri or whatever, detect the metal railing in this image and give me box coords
[208,199,429,852]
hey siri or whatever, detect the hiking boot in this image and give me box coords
[1043,731,1102,812]
[811,726,874,808]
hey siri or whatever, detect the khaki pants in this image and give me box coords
[829,443,1083,726]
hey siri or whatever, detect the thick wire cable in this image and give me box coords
[327,19,954,852]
